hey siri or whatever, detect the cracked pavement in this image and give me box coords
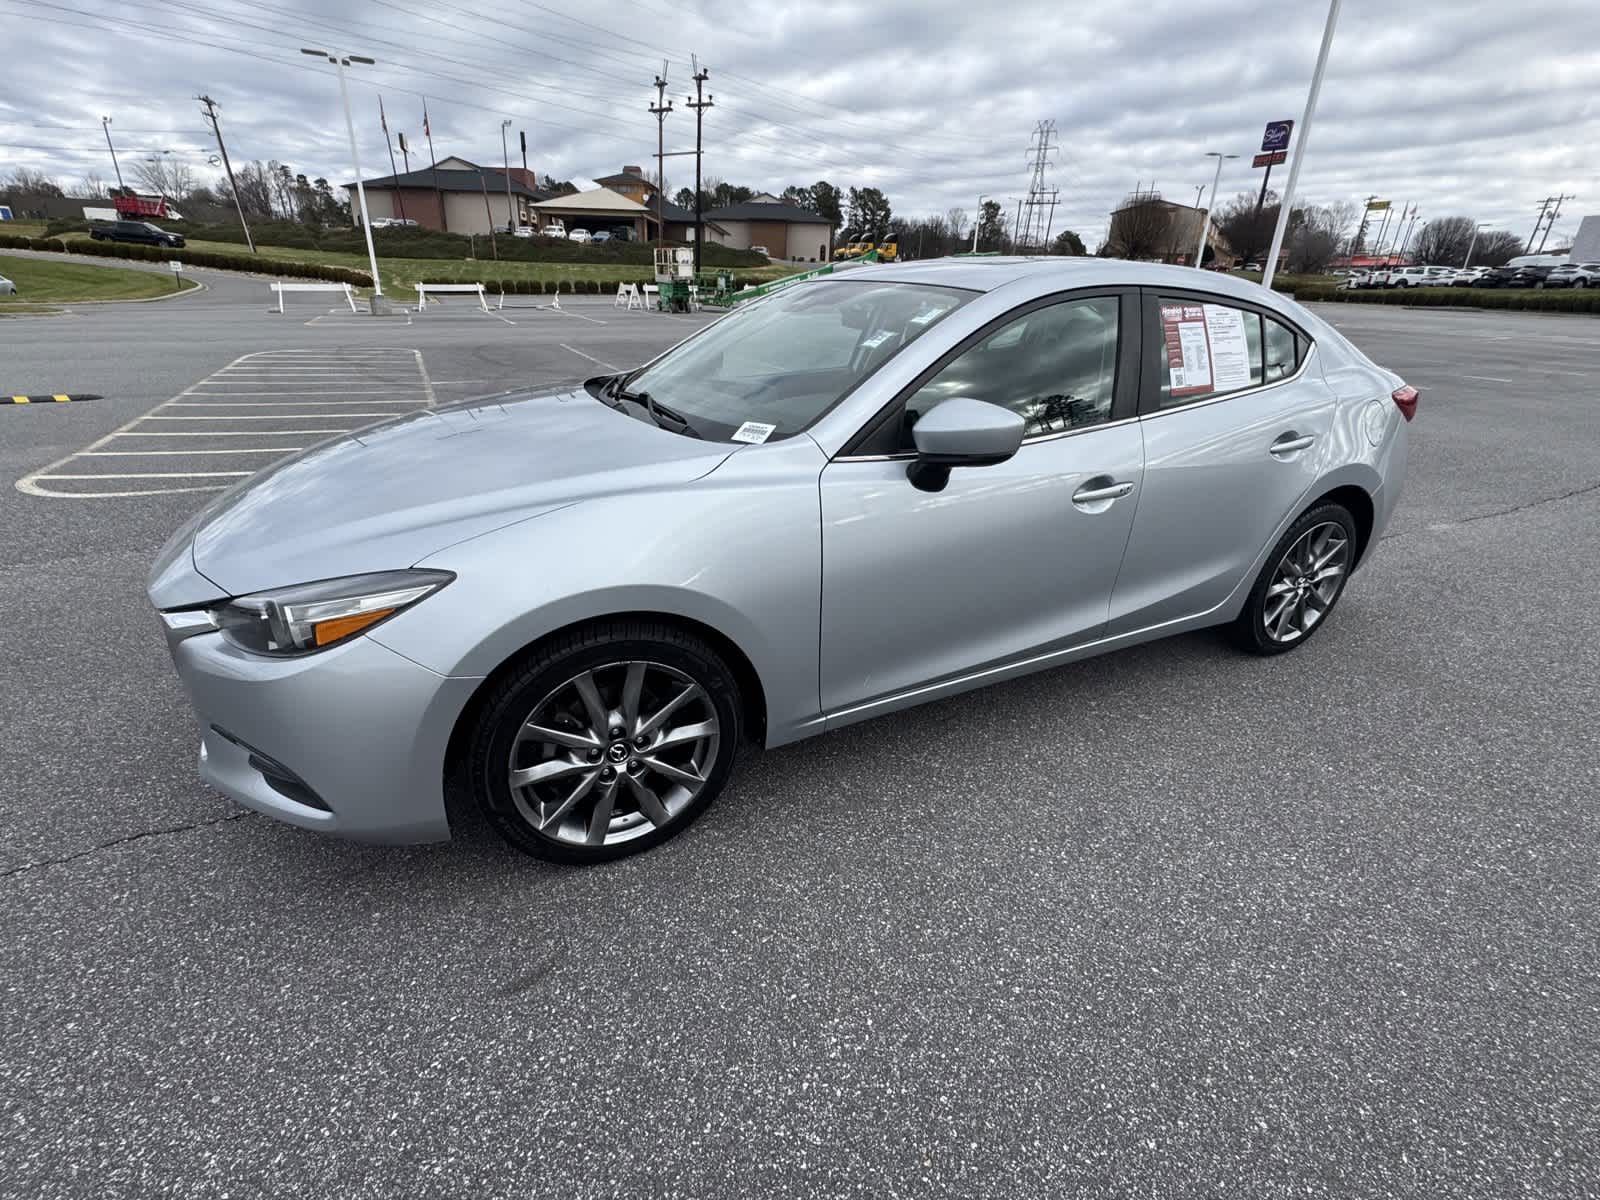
[1,293,1597,1199]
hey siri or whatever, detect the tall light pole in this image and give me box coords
[1263,0,1342,290]
[1463,221,1490,268]
[101,117,124,192]
[500,118,515,231]
[302,48,382,298]
[1195,152,1237,268]
[973,194,987,252]
[1193,183,1205,207]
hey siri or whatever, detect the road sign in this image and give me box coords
[1252,150,1287,168]
[168,260,183,274]
[1261,120,1294,153]
[1367,199,1391,211]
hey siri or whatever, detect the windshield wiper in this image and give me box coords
[613,381,700,438]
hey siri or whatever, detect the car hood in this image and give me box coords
[150,387,736,604]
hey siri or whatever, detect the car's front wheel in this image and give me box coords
[1232,503,1358,656]
[467,620,742,863]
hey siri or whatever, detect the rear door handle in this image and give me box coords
[1071,480,1135,504]
[1269,433,1315,456]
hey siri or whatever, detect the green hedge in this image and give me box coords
[0,232,372,287]
[1292,283,1599,313]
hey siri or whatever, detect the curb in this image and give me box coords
[4,394,103,404]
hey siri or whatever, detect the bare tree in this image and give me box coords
[1472,230,1524,268]
[945,206,968,245]
[7,166,63,195]
[133,156,196,201]
[78,171,110,198]
[215,161,277,219]
[1105,194,1170,260]
[1214,190,1278,264]
[1412,215,1477,266]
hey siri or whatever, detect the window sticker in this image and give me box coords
[1161,303,1211,396]
[1202,304,1252,391]
[859,330,895,350]
[731,420,776,444]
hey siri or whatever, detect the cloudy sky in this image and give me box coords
[3,0,1597,247]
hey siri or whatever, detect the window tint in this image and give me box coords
[897,296,1119,448]
[1263,315,1298,382]
[1155,299,1265,409]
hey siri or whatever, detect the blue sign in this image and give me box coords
[1261,121,1294,153]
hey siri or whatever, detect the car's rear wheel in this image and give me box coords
[468,620,742,863]
[1232,503,1358,656]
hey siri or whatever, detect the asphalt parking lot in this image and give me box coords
[2,269,1598,1198]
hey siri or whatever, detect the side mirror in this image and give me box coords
[907,397,1025,492]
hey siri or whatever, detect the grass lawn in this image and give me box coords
[0,252,198,304]
[56,233,796,292]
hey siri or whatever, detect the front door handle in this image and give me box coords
[1270,433,1316,456]
[1071,480,1135,505]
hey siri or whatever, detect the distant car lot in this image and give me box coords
[2,287,1599,1198]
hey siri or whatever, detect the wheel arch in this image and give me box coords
[1306,482,1376,566]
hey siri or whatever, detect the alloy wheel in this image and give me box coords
[1262,521,1350,644]
[508,660,720,848]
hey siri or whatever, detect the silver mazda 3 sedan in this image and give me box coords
[150,258,1414,862]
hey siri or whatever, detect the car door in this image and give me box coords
[1107,289,1335,635]
[818,290,1144,718]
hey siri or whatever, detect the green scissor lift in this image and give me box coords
[701,248,881,309]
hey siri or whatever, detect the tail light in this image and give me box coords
[1392,385,1419,422]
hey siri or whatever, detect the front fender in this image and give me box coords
[369,437,828,747]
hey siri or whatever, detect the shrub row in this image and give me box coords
[1291,283,1600,313]
[0,233,372,287]
[166,219,771,267]
[422,275,767,295]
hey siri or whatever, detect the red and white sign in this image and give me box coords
[1252,150,1287,168]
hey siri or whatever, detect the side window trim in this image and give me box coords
[839,286,1142,459]
[1136,288,1315,418]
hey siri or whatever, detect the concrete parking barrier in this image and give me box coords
[269,282,359,314]
[4,394,103,404]
[415,283,489,313]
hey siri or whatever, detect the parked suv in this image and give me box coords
[1386,266,1430,288]
[1542,262,1600,288]
[89,220,185,248]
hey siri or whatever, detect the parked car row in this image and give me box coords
[1341,258,1598,290]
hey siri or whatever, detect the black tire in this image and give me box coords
[1231,502,1358,656]
[467,619,743,864]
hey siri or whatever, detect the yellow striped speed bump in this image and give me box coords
[4,394,103,404]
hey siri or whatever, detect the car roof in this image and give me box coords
[843,255,1301,307]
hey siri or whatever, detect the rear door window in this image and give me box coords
[1147,294,1308,410]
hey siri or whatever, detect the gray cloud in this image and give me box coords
[3,0,1596,248]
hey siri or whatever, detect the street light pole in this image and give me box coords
[1463,221,1490,268]
[500,119,515,232]
[1262,0,1342,290]
[1195,152,1237,268]
[303,48,382,298]
[101,117,124,192]
[973,194,987,252]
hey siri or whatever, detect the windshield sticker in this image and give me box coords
[731,421,776,444]
[1160,303,1212,396]
[908,308,943,326]
[860,330,896,350]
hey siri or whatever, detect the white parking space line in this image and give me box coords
[1463,375,1514,383]
[560,343,619,371]
[16,348,433,499]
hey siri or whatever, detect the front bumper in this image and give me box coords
[169,627,479,843]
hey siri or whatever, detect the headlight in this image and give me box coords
[210,569,453,656]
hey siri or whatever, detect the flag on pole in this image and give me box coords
[398,131,408,154]
[379,96,389,134]
[422,102,430,139]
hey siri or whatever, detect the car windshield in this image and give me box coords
[617,279,973,441]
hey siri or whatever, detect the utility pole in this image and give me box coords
[1526,196,1553,252]
[197,94,255,253]
[379,97,406,223]
[649,64,673,248]
[686,58,712,273]
[1463,222,1489,268]
[300,49,382,296]
[1537,193,1575,253]
[100,116,124,192]
[1262,0,1342,290]
[480,174,498,259]
[520,129,528,175]
[500,118,515,231]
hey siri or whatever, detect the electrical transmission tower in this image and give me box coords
[1018,120,1059,253]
